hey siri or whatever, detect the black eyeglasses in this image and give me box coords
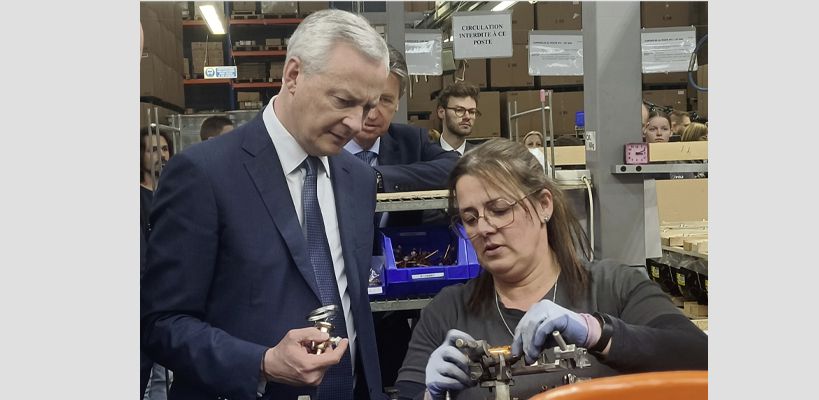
[446,107,482,118]
[451,189,542,240]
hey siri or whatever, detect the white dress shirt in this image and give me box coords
[262,97,357,368]
[440,134,466,155]
[343,138,389,227]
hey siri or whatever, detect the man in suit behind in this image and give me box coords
[141,9,390,400]
[434,81,482,156]
[343,44,458,227]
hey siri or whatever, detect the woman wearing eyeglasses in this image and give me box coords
[394,138,707,400]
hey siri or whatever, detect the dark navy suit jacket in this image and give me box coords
[372,123,458,227]
[141,113,385,400]
[373,123,458,193]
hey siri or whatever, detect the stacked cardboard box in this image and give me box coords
[191,42,225,76]
[261,1,298,15]
[510,2,535,45]
[140,102,176,128]
[536,2,583,30]
[489,44,534,88]
[696,64,707,118]
[404,2,435,12]
[237,91,263,110]
[269,62,285,81]
[471,91,501,138]
[501,90,583,138]
[641,2,696,28]
[140,2,184,109]
[643,89,688,111]
[298,1,328,16]
[445,59,487,89]
[265,38,283,47]
[407,75,442,113]
[231,2,256,14]
[237,63,267,81]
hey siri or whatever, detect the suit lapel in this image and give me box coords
[378,125,401,165]
[242,120,322,301]
[329,157,363,313]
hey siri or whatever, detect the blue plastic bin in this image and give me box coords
[575,111,585,127]
[378,225,481,298]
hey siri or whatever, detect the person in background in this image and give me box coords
[140,127,174,236]
[139,126,175,400]
[435,82,481,156]
[643,110,672,143]
[141,9,390,400]
[522,131,543,149]
[199,115,234,141]
[670,110,691,137]
[344,44,458,199]
[681,122,708,142]
[394,139,707,400]
[344,44,458,388]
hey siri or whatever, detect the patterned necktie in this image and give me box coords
[355,150,377,166]
[302,156,353,400]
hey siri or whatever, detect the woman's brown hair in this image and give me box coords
[447,138,592,314]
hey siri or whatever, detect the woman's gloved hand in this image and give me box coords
[425,329,477,399]
[511,300,590,364]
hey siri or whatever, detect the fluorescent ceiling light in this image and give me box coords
[492,1,517,12]
[199,4,226,35]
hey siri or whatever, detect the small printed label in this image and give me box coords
[585,131,596,151]
[676,272,686,286]
[412,272,445,280]
[203,66,238,79]
[367,286,383,295]
[650,266,660,278]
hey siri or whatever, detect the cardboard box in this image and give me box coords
[642,89,688,111]
[471,91,501,138]
[238,63,267,80]
[231,2,256,13]
[510,2,535,45]
[265,38,283,47]
[299,1,329,15]
[446,59,487,89]
[261,1,298,15]
[405,2,435,12]
[237,92,261,102]
[501,90,544,139]
[140,53,165,98]
[407,75,443,113]
[696,64,707,119]
[641,2,696,28]
[140,102,175,128]
[539,76,584,87]
[269,62,285,80]
[536,2,583,30]
[643,72,689,85]
[489,45,534,88]
[407,117,435,132]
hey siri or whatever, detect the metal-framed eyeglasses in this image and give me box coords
[446,107,482,118]
[451,189,542,240]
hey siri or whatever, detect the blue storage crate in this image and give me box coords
[575,111,585,127]
[379,225,481,298]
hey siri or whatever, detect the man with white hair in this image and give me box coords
[142,10,390,400]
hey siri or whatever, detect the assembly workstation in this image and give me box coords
[140,2,708,400]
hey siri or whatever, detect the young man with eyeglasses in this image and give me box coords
[434,81,481,156]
